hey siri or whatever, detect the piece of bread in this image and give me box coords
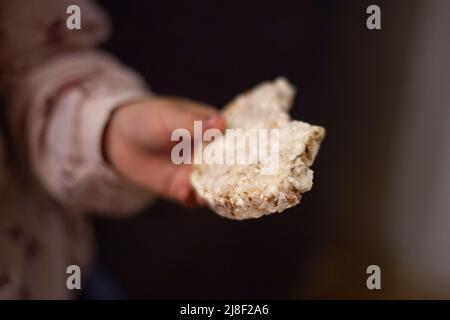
[191,77,325,220]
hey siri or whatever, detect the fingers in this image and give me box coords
[153,97,226,147]
[120,151,204,206]
[106,96,225,207]
[166,164,202,207]
[118,97,226,152]
[157,163,206,207]
[111,97,225,150]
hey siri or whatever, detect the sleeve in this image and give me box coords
[1,0,154,215]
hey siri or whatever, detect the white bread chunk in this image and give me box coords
[191,77,325,220]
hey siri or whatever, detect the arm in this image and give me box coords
[1,0,152,214]
[11,51,154,214]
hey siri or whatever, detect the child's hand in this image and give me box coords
[103,96,226,207]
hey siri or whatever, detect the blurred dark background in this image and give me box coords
[93,0,450,299]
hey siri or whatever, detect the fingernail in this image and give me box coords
[205,114,220,128]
